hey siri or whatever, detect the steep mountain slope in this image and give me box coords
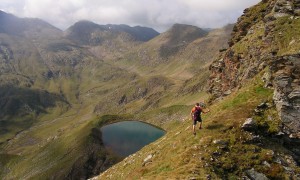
[93,0,300,179]
[209,0,300,141]
[98,75,296,179]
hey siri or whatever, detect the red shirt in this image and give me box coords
[191,106,202,113]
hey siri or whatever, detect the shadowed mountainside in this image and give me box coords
[0,10,62,39]
[64,20,159,45]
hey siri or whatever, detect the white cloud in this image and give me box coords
[0,0,261,32]
[178,0,259,11]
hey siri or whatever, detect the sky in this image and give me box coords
[0,0,261,32]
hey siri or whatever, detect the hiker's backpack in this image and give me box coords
[199,102,206,108]
[193,107,202,120]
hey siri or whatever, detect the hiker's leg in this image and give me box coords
[199,118,202,129]
[193,120,196,134]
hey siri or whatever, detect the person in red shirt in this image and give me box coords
[190,102,210,135]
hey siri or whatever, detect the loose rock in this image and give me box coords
[242,118,257,131]
[245,168,269,180]
[142,154,153,166]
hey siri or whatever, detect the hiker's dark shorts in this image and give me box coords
[193,117,202,125]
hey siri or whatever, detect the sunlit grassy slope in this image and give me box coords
[97,72,300,180]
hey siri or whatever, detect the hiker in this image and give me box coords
[190,102,210,135]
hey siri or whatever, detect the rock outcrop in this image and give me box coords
[271,54,300,138]
[209,0,300,139]
[245,168,269,180]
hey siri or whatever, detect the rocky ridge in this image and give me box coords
[209,0,300,140]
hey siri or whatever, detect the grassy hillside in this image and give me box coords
[97,72,300,180]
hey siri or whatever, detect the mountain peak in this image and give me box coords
[0,10,13,17]
[156,23,208,58]
[71,20,101,29]
[0,10,61,37]
[166,23,208,44]
[65,21,159,45]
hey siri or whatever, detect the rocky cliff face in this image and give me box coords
[209,0,300,139]
[272,54,300,138]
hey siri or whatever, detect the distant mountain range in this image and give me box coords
[65,20,160,45]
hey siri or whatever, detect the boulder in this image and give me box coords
[213,139,229,145]
[242,118,257,131]
[262,72,272,87]
[223,90,232,96]
[142,154,153,166]
[245,168,269,180]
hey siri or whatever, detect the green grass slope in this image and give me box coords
[97,72,300,180]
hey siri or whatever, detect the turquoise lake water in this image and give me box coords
[101,121,165,157]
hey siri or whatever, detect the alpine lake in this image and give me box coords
[101,121,165,157]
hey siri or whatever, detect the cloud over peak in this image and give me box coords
[0,0,261,32]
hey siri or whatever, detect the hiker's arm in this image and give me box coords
[203,108,210,114]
